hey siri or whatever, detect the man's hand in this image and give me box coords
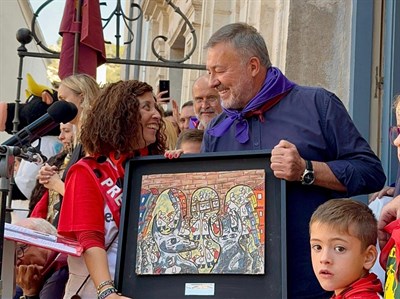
[16,264,44,296]
[270,140,305,181]
[369,186,395,203]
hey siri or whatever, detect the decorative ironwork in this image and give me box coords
[7,0,207,227]
[18,0,205,70]
[101,0,142,58]
[13,29,33,134]
[30,0,59,55]
[151,0,197,63]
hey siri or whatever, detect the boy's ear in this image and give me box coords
[363,244,378,270]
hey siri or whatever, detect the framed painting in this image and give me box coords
[115,150,287,299]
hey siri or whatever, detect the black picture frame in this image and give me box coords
[115,150,287,299]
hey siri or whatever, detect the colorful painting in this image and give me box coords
[135,169,265,275]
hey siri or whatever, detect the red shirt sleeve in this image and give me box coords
[76,230,105,250]
[57,163,105,240]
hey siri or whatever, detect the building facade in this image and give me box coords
[125,0,399,186]
[2,0,400,184]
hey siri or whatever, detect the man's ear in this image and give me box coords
[363,244,378,270]
[249,56,261,77]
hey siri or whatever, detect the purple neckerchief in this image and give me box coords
[207,67,296,143]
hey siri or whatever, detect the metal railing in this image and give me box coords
[14,0,206,133]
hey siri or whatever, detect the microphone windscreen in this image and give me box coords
[47,101,78,124]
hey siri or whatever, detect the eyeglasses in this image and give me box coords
[390,126,400,146]
[16,244,28,259]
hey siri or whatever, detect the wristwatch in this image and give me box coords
[301,160,315,185]
[20,295,39,299]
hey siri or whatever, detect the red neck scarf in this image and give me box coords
[85,148,149,227]
[330,273,383,299]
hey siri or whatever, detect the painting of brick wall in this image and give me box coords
[136,169,266,275]
[142,170,264,198]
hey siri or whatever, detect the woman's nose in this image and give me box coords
[152,109,161,120]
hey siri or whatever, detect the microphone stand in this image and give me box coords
[0,146,16,298]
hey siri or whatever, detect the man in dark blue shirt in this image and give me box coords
[202,22,386,299]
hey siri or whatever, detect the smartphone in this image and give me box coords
[159,80,170,102]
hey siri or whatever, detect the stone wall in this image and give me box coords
[285,0,351,106]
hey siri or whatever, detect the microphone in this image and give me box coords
[18,147,48,164]
[0,146,46,164]
[0,145,22,156]
[1,101,78,147]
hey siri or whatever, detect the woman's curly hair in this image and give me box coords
[80,80,166,156]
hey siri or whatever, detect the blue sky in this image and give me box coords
[29,0,125,46]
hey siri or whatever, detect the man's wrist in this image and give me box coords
[300,159,315,185]
[20,295,40,299]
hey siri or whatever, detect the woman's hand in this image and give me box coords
[37,163,65,195]
[155,91,170,104]
[37,164,57,185]
[44,172,65,195]
[378,195,400,249]
[164,149,184,159]
[171,99,179,124]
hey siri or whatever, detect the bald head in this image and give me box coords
[192,74,222,129]
[14,218,56,268]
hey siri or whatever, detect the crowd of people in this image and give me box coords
[7,22,400,299]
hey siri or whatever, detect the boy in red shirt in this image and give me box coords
[310,199,383,299]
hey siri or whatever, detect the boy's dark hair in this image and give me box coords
[176,129,204,149]
[309,198,377,250]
